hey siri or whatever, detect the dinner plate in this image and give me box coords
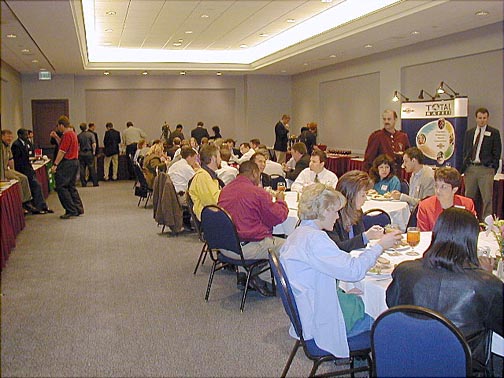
[370,196,392,201]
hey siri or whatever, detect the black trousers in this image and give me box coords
[126,143,137,179]
[27,174,47,210]
[55,159,84,216]
[79,152,97,186]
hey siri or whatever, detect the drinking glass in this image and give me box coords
[406,227,420,255]
[277,182,286,192]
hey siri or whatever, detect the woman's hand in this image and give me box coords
[365,225,384,240]
[390,190,401,200]
[377,230,402,250]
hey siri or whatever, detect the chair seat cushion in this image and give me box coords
[304,331,370,358]
[218,253,268,267]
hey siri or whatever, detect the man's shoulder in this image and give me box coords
[369,129,385,137]
[486,125,501,137]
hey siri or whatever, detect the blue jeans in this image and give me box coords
[347,313,374,338]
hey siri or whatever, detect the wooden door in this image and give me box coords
[31,99,69,148]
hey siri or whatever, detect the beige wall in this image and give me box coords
[1,60,24,131]
[21,74,291,147]
[292,22,503,155]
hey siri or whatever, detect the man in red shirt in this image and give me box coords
[417,167,476,231]
[364,109,410,172]
[51,116,84,219]
[218,161,288,296]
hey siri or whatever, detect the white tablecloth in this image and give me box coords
[340,232,503,356]
[362,199,410,231]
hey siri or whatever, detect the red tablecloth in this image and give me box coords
[1,181,26,271]
[34,163,50,199]
[326,156,354,177]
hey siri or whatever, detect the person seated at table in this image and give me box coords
[167,146,199,199]
[11,128,53,214]
[215,147,238,185]
[256,145,285,177]
[284,142,309,182]
[417,166,476,231]
[291,150,338,192]
[369,154,401,195]
[143,141,170,189]
[235,142,255,165]
[250,151,270,188]
[279,183,401,358]
[386,207,502,376]
[390,147,435,209]
[219,161,288,296]
[327,171,386,252]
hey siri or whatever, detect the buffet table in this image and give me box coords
[32,160,50,199]
[0,180,25,271]
[340,232,503,356]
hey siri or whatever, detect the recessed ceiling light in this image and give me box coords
[475,10,489,16]
[286,19,296,23]
[21,48,30,53]
[6,34,16,38]
[103,71,110,76]
[329,54,337,58]
[364,44,373,48]
[173,42,182,47]
[240,44,248,48]
[142,71,148,75]
[259,33,269,37]
[40,68,46,71]
[185,31,193,34]
[180,71,186,75]
[411,31,420,35]
[106,11,116,16]
[31,59,39,63]
[281,70,287,73]
[303,63,309,66]
[321,0,333,3]
[201,14,209,18]
[216,72,222,76]
[178,39,183,42]
[105,29,113,33]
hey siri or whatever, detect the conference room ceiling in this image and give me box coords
[1,0,502,76]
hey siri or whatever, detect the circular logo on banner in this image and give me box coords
[416,118,455,164]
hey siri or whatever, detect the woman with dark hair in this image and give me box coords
[369,154,401,195]
[209,125,222,140]
[326,170,385,252]
[386,207,503,376]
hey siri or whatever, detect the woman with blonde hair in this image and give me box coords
[279,183,400,358]
[142,141,170,189]
[327,170,384,252]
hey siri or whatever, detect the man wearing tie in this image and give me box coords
[461,107,502,219]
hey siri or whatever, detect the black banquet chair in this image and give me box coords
[269,174,287,190]
[187,192,210,275]
[133,163,152,208]
[268,249,372,378]
[201,205,274,312]
[371,305,472,377]
[362,208,391,230]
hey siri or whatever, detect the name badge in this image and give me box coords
[454,205,465,209]
[484,131,491,136]
[381,184,388,191]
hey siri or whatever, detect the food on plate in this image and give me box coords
[377,256,390,265]
[383,192,392,198]
[367,189,378,196]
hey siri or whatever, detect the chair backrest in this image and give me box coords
[400,180,409,194]
[269,174,287,190]
[200,205,243,258]
[186,190,204,242]
[268,249,304,340]
[362,209,391,230]
[371,305,472,377]
[407,204,419,228]
[133,164,150,197]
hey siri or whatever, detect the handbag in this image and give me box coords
[336,280,365,332]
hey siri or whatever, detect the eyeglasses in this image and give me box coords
[435,183,452,191]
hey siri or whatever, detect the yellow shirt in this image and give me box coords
[188,168,221,220]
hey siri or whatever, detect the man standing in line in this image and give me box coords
[51,116,84,219]
[461,107,502,219]
[123,121,147,179]
[218,161,288,296]
[11,128,53,213]
[88,122,100,172]
[103,122,121,181]
[391,147,435,209]
[274,114,290,164]
[191,121,210,145]
[77,123,98,187]
[364,109,410,172]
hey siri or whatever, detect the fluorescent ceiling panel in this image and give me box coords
[82,0,401,64]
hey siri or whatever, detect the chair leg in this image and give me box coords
[240,271,252,312]
[193,243,208,275]
[161,225,166,233]
[205,261,218,301]
[309,359,323,377]
[137,196,142,207]
[281,340,301,378]
[144,192,151,208]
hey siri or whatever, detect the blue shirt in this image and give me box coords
[373,175,401,194]
[279,220,383,357]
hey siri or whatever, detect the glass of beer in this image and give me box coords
[277,182,286,192]
[407,227,420,255]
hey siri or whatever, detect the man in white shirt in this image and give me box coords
[291,150,338,192]
[216,147,238,185]
[257,146,285,177]
[122,121,147,179]
[168,147,199,197]
[235,142,255,165]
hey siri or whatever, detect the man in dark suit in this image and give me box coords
[11,128,53,213]
[190,121,209,145]
[285,142,310,182]
[273,114,290,164]
[461,107,502,219]
[250,151,271,188]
